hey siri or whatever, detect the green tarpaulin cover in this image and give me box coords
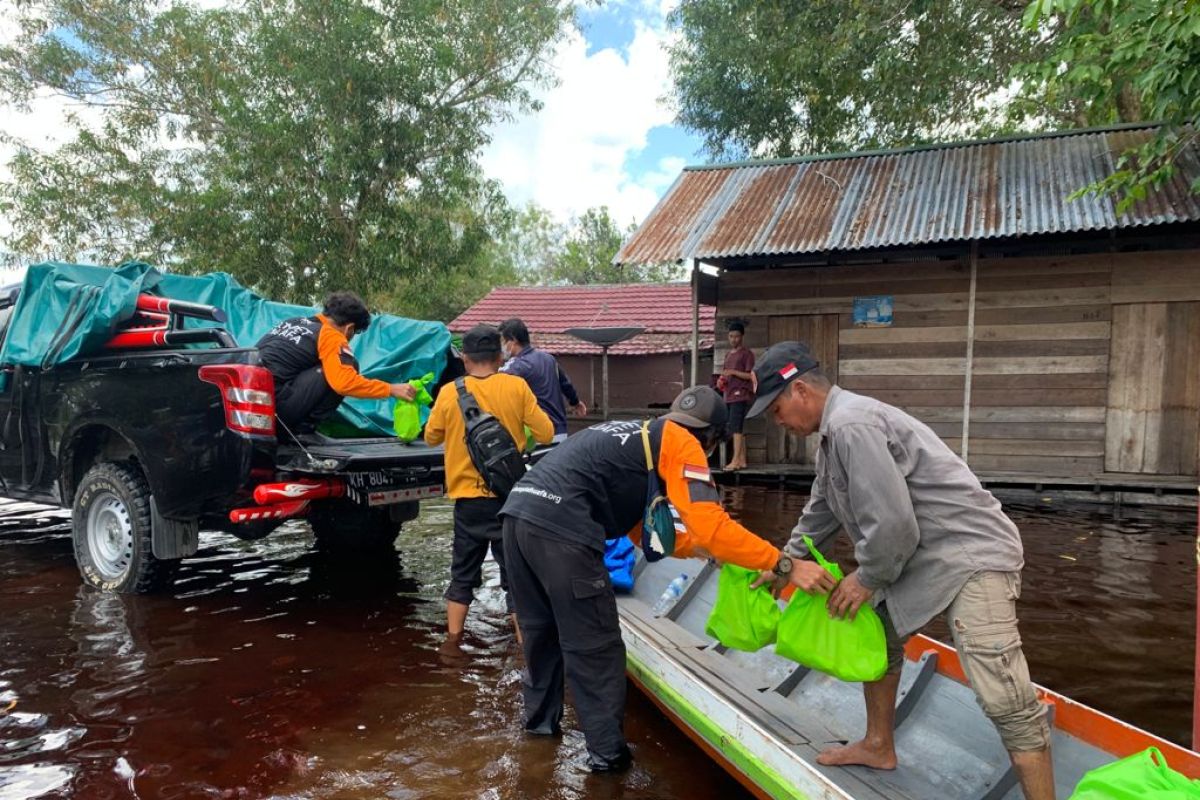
[0,261,451,437]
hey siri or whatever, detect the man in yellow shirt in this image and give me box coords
[425,325,554,649]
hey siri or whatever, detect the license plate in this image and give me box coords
[346,470,397,491]
[364,484,443,507]
[345,471,443,507]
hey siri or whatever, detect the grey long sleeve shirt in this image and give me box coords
[788,386,1023,638]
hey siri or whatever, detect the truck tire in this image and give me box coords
[308,499,408,553]
[72,461,179,593]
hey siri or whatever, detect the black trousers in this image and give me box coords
[446,497,511,612]
[502,516,628,765]
[275,366,343,432]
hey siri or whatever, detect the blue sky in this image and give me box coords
[480,0,707,229]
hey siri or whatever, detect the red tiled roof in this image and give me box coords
[450,283,716,356]
[536,332,715,356]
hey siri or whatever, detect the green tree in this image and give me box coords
[1017,0,1200,210]
[488,201,566,284]
[551,206,678,284]
[667,0,1051,160]
[0,0,571,314]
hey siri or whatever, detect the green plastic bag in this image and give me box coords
[1069,747,1200,800]
[705,564,781,652]
[392,372,435,441]
[774,535,887,682]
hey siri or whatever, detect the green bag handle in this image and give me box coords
[801,535,844,581]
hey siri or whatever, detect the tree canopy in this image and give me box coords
[0,0,571,317]
[667,0,1200,210]
[484,203,678,287]
[1018,0,1200,209]
[667,0,1050,160]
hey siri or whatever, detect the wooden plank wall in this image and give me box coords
[965,254,1112,476]
[717,260,972,464]
[716,249,1200,478]
[1106,302,1200,474]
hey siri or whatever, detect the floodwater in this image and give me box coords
[0,487,1195,799]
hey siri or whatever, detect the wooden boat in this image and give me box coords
[618,555,1200,800]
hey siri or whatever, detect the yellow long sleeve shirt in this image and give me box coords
[424,372,554,499]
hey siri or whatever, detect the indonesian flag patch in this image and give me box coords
[682,464,713,483]
[779,362,799,379]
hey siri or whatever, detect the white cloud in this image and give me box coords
[480,10,682,227]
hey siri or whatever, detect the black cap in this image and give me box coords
[462,324,502,358]
[747,341,820,418]
[663,385,728,431]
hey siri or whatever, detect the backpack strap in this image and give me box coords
[455,377,480,423]
[640,419,654,471]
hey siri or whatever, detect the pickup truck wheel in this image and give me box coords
[308,499,402,553]
[72,461,179,593]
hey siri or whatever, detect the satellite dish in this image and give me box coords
[563,326,645,347]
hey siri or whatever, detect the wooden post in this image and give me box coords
[961,242,979,461]
[690,259,699,387]
[602,345,610,421]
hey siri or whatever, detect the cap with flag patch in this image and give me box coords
[747,342,820,418]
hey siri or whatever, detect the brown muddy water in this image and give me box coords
[0,487,1195,799]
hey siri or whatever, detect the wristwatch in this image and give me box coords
[772,552,793,577]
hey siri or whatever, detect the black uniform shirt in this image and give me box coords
[500,418,663,552]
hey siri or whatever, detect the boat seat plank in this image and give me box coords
[621,596,711,650]
[893,652,938,729]
[665,560,716,621]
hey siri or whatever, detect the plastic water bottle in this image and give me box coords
[652,573,690,616]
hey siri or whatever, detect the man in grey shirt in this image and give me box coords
[747,341,1054,800]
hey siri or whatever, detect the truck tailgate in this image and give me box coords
[275,436,444,475]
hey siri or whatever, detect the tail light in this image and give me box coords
[198,364,276,436]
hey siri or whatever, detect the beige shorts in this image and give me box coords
[879,571,1050,752]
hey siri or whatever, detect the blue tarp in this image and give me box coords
[0,261,451,436]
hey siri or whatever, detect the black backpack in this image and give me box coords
[455,377,526,498]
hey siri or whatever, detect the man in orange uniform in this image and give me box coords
[425,325,554,649]
[499,386,833,772]
[255,291,415,433]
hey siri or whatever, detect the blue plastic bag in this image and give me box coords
[604,536,637,593]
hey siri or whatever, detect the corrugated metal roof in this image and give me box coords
[449,283,715,356]
[616,125,1200,264]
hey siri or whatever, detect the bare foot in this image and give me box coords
[816,739,897,770]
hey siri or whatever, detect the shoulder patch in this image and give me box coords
[688,481,721,504]
[682,464,712,483]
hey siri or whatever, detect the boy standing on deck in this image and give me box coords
[424,325,554,651]
[719,321,755,470]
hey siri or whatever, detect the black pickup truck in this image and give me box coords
[0,285,455,594]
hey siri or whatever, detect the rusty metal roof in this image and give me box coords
[616,125,1200,264]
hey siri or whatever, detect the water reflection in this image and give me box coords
[0,500,747,799]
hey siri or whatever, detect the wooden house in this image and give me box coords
[616,125,1200,487]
